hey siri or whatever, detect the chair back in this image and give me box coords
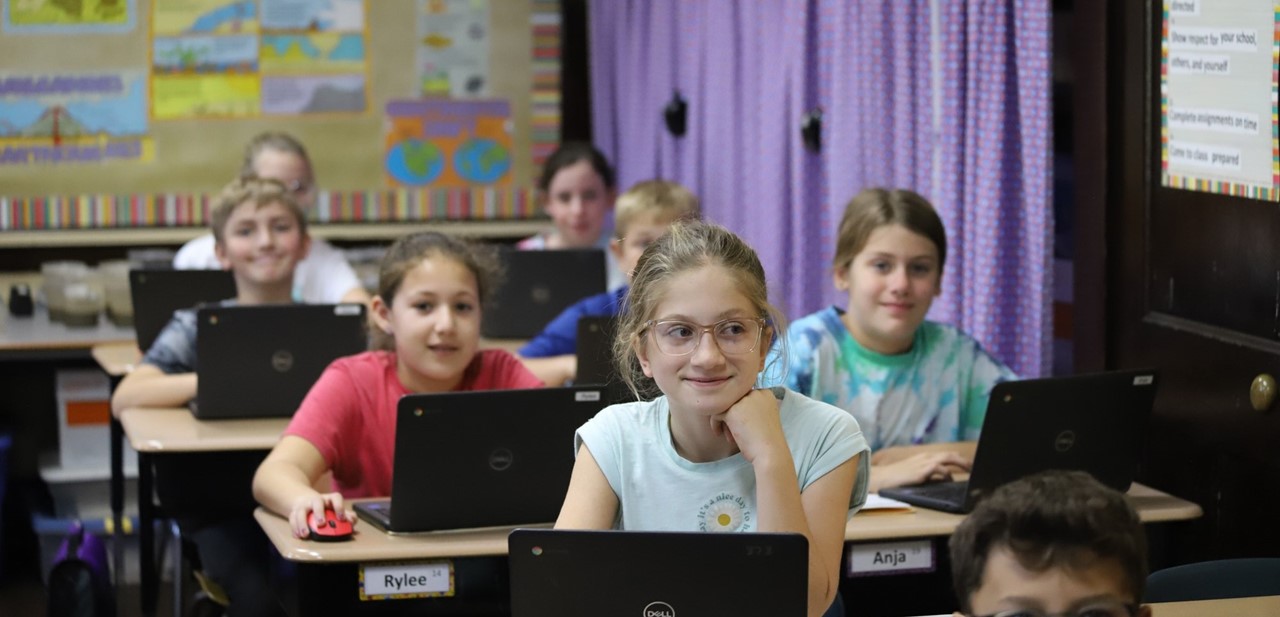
[1145,558,1280,603]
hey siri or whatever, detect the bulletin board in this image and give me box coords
[0,0,561,231]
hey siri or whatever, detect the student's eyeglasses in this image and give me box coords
[282,178,313,196]
[643,318,767,356]
[968,602,1140,617]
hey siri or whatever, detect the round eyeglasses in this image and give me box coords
[643,317,767,356]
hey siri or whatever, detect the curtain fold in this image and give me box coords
[589,0,1051,377]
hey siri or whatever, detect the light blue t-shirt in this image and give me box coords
[775,306,1017,451]
[574,387,870,532]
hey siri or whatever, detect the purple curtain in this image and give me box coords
[590,0,1051,377]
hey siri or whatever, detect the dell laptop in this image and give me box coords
[192,304,368,419]
[509,529,808,617]
[354,385,609,533]
[573,316,636,404]
[878,369,1158,513]
[480,248,607,339]
[130,268,236,352]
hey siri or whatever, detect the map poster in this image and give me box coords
[384,99,511,188]
[2,0,136,34]
[1161,0,1280,200]
[417,0,490,97]
[0,72,153,165]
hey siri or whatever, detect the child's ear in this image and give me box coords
[213,240,232,270]
[831,265,851,292]
[298,233,312,261]
[608,236,625,262]
[633,334,653,378]
[370,295,394,335]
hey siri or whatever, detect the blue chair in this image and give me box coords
[1144,558,1280,603]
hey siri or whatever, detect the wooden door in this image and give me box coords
[1077,1,1280,559]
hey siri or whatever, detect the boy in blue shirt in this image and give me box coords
[517,180,699,385]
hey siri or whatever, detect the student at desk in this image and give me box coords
[253,231,542,537]
[775,188,1017,493]
[111,176,310,617]
[949,470,1151,617]
[555,222,869,617]
[518,142,628,291]
[173,131,372,306]
[517,179,701,385]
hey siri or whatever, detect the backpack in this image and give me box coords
[47,520,115,617]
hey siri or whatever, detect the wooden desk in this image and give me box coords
[254,484,1201,617]
[119,407,288,617]
[91,341,141,377]
[1150,595,1280,616]
[842,483,1201,542]
[479,338,527,354]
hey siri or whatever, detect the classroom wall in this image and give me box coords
[0,0,538,198]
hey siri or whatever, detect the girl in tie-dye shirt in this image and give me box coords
[778,188,1016,493]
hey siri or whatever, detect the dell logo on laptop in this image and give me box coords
[488,448,514,471]
[271,350,294,372]
[642,601,675,617]
[1054,430,1076,452]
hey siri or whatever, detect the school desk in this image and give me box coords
[91,341,142,605]
[1149,594,1280,616]
[253,484,1201,617]
[118,406,288,617]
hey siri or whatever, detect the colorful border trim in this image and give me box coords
[0,187,540,231]
[1159,0,1280,202]
[530,0,562,169]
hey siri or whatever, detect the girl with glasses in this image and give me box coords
[555,221,870,617]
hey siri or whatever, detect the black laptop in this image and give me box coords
[573,316,636,403]
[878,369,1158,513]
[481,248,607,339]
[130,269,237,351]
[509,529,808,617]
[192,304,368,419]
[353,385,609,533]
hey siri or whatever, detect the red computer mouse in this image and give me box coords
[307,507,354,541]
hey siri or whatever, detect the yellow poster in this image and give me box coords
[152,74,259,119]
[3,0,135,33]
[152,0,257,36]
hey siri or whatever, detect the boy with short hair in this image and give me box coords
[517,179,700,385]
[949,470,1151,617]
[112,175,311,412]
[110,175,307,617]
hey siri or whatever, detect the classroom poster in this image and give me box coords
[417,0,490,97]
[1161,0,1280,200]
[383,99,512,188]
[0,72,154,165]
[2,0,136,34]
[259,0,367,115]
[149,0,368,119]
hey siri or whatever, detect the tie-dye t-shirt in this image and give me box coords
[774,306,1016,450]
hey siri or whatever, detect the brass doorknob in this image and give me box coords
[1250,374,1276,412]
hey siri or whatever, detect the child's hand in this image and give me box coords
[288,491,357,539]
[871,452,971,493]
[711,389,786,464]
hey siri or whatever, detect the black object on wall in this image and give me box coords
[801,107,823,153]
[664,91,688,138]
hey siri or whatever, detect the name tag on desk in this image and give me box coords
[847,540,934,577]
[359,560,454,600]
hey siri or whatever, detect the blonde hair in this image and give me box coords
[209,176,307,245]
[371,232,503,350]
[240,131,313,181]
[833,188,947,273]
[613,180,701,238]
[613,221,786,400]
